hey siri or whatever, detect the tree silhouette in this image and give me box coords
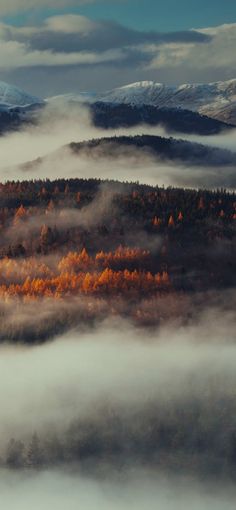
[6,438,25,468]
[27,433,43,468]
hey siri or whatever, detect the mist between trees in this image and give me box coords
[0,312,236,479]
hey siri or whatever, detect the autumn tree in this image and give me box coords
[168,215,175,227]
[46,199,55,214]
[40,225,54,252]
[152,216,161,227]
[13,205,27,226]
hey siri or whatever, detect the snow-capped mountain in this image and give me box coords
[0,81,43,111]
[98,80,236,111]
[47,79,236,124]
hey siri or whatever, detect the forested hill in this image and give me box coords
[90,102,233,135]
[0,103,233,137]
[69,134,236,166]
[0,177,234,340]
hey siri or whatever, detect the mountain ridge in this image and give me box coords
[48,79,236,124]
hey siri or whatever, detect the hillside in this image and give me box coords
[90,102,232,135]
[0,177,235,341]
[69,134,236,166]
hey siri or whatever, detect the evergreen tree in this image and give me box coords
[6,438,25,468]
[27,433,43,468]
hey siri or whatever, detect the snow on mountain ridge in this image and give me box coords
[90,79,236,123]
[0,78,235,125]
[99,79,236,107]
[0,81,42,109]
[1,77,236,113]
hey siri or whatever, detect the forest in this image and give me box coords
[3,394,236,474]
[69,134,236,166]
[90,102,232,134]
[0,177,234,341]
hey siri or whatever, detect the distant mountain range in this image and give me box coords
[1,79,236,136]
[49,79,236,125]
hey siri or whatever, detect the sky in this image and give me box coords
[0,0,236,97]
[4,0,236,32]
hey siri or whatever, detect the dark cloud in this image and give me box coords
[2,15,235,96]
[4,19,211,54]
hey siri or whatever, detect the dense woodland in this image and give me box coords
[0,103,232,138]
[0,177,234,340]
[0,178,235,286]
[90,102,232,134]
[3,393,236,475]
[69,134,236,167]
[0,177,234,312]
[0,177,236,472]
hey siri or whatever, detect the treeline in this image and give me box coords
[69,134,236,166]
[3,400,236,475]
[0,176,235,211]
[90,102,231,134]
[0,178,235,294]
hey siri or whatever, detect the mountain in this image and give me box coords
[69,134,236,167]
[0,78,235,136]
[97,80,236,125]
[0,81,44,134]
[0,81,43,110]
[49,79,236,125]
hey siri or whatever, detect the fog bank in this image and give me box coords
[0,468,235,510]
[1,103,236,189]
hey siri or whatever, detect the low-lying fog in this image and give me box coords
[1,468,236,510]
[1,308,236,508]
[1,101,236,508]
[0,312,235,439]
[1,102,236,188]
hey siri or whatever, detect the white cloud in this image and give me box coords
[45,14,97,34]
[0,18,235,90]
[0,16,235,83]
[147,23,236,74]
[0,39,123,68]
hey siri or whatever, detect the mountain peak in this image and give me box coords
[0,81,42,108]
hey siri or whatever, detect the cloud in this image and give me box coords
[0,38,124,69]
[1,102,236,189]
[45,14,97,34]
[147,23,236,76]
[1,468,236,510]
[0,303,235,439]
[12,15,209,53]
[0,295,234,508]
[0,17,235,93]
[3,16,236,92]
[0,15,210,72]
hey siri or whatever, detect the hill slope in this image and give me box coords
[90,102,231,135]
[69,134,236,167]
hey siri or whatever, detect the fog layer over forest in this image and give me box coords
[1,309,236,508]
[0,90,236,509]
[1,102,236,189]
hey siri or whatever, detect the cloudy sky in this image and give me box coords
[0,0,236,97]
